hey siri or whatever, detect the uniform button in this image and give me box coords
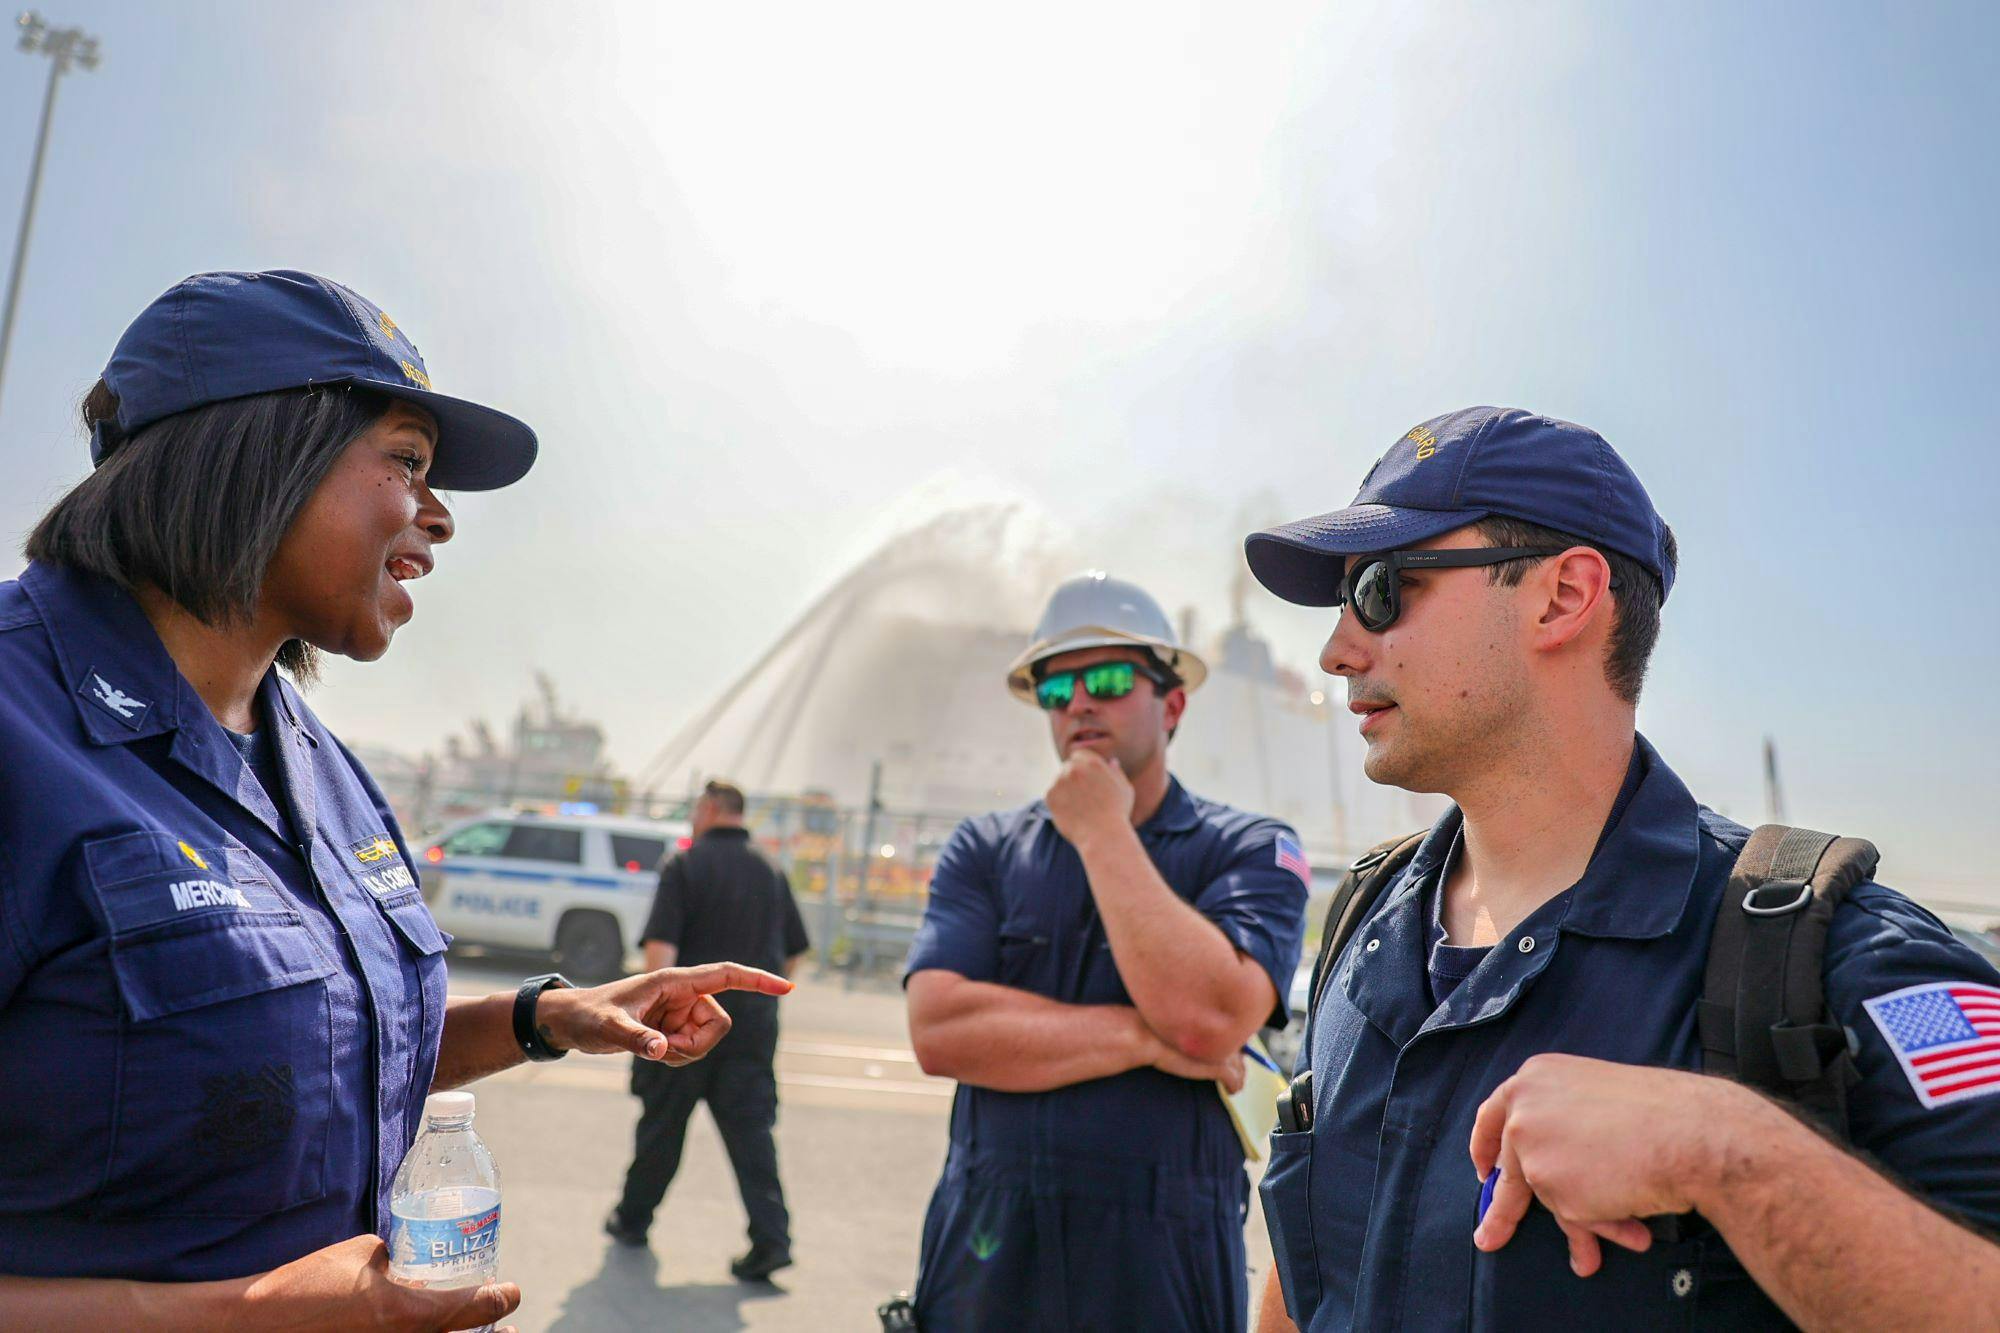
[1364,939,1381,953]
[1517,935,1536,954]
[1671,1268,1694,1298]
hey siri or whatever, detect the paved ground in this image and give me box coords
[445,954,1275,1331]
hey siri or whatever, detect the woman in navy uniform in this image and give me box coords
[0,271,789,1329]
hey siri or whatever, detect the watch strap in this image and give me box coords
[513,973,573,1062]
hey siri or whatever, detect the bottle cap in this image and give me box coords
[425,1091,475,1120]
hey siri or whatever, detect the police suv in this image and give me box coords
[416,810,692,981]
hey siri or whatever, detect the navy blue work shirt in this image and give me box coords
[904,778,1310,1332]
[0,563,449,1281]
[1261,736,2000,1329]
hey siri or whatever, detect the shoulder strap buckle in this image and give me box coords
[1348,845,1394,873]
[1702,823,1880,1140]
[1741,878,1813,916]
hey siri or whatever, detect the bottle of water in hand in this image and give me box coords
[390,1091,502,1331]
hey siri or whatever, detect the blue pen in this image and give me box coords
[1242,1043,1283,1076]
[1477,1167,1500,1223]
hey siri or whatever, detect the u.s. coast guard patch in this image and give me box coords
[349,834,416,896]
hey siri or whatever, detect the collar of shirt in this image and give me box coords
[700,826,752,841]
[22,561,314,743]
[1396,734,1698,942]
[1345,736,1705,1045]
[1141,776,1202,835]
[21,560,320,845]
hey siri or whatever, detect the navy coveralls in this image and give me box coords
[1261,737,2000,1329]
[906,779,1309,1331]
[0,562,449,1281]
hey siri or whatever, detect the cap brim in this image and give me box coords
[363,380,539,492]
[1243,505,1486,606]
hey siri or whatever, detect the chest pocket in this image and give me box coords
[375,885,450,1029]
[376,886,448,956]
[1471,1204,1711,1330]
[84,836,338,1219]
[1259,1129,1323,1321]
[996,923,1055,993]
[334,831,444,962]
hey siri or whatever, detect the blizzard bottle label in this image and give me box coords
[390,1204,501,1277]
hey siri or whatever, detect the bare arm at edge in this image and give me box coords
[1255,1267,1299,1332]
[1694,1091,2000,1330]
[0,1235,517,1331]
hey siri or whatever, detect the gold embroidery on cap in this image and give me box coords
[378,311,399,338]
[1406,425,1439,460]
[399,359,433,390]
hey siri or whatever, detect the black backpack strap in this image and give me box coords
[1699,824,1880,1136]
[1307,831,1429,1020]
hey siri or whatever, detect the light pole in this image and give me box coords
[0,11,99,419]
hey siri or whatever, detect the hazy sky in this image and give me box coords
[1,2,1994,907]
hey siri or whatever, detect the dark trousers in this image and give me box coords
[615,1044,790,1251]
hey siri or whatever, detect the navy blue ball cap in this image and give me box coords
[92,269,537,491]
[1245,406,1675,607]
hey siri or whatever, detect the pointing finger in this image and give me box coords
[679,962,792,998]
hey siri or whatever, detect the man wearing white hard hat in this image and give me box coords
[901,572,1310,1331]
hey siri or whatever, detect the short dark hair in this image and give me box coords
[1473,515,1679,705]
[1147,651,1184,743]
[701,780,747,817]
[25,379,390,680]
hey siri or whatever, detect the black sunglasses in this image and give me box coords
[1339,547,1598,631]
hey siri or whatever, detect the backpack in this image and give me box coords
[1304,823,1881,1137]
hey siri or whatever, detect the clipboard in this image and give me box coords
[1219,1035,1291,1161]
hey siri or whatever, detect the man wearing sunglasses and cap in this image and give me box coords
[901,572,1310,1331]
[1246,407,2000,1330]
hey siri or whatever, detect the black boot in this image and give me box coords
[603,1209,649,1248]
[729,1242,793,1281]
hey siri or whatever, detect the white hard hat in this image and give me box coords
[1005,571,1208,704]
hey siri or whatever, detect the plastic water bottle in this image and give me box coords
[390,1091,502,1330]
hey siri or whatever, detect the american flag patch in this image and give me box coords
[1863,981,2000,1109]
[1274,834,1310,886]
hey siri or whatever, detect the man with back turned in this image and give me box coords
[607,780,810,1282]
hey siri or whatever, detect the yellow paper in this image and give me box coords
[1219,1035,1291,1161]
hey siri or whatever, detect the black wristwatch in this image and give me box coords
[513,973,575,1062]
